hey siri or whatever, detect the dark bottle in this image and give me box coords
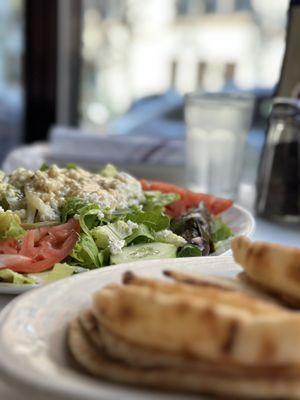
[256,0,300,222]
[256,98,300,222]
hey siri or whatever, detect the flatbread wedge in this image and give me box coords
[232,236,300,305]
[68,316,300,399]
[92,273,300,366]
[78,309,300,377]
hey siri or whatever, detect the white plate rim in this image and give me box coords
[0,256,241,400]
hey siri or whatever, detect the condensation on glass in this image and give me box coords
[185,92,254,199]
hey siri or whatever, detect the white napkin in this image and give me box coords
[49,126,183,166]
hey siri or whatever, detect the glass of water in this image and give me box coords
[185,92,254,199]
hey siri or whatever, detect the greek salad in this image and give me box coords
[0,164,233,285]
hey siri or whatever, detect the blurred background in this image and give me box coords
[0,0,290,187]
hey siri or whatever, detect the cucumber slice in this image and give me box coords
[110,242,177,265]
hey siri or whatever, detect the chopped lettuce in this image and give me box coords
[39,163,49,171]
[99,163,118,177]
[125,207,170,231]
[28,263,75,284]
[126,224,154,245]
[0,211,25,240]
[44,263,76,282]
[0,269,35,285]
[211,217,233,243]
[177,244,202,258]
[78,203,103,233]
[153,229,186,247]
[60,198,88,223]
[91,220,136,249]
[70,233,103,268]
[66,162,77,170]
[27,263,87,284]
[143,191,180,208]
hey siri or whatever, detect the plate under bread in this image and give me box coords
[0,256,242,400]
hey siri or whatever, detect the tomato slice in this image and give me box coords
[0,218,79,273]
[140,179,233,217]
[140,179,187,197]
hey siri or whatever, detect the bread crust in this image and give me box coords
[232,236,300,304]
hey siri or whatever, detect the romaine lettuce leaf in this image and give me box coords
[143,191,180,208]
[78,204,103,234]
[70,233,102,268]
[177,244,202,257]
[66,162,77,170]
[44,263,76,282]
[0,211,25,240]
[60,198,87,222]
[126,224,154,245]
[91,220,136,249]
[0,269,35,285]
[27,263,88,284]
[211,218,233,243]
[153,230,186,247]
[39,163,49,171]
[125,207,170,231]
[99,163,118,177]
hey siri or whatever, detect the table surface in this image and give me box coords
[0,186,298,399]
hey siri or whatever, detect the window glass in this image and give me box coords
[0,0,23,162]
[79,0,289,131]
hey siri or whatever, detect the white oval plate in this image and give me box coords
[0,256,241,400]
[0,204,254,295]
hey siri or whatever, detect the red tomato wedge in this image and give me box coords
[0,218,79,273]
[140,179,233,217]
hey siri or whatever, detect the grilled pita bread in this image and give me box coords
[92,272,300,367]
[68,316,300,399]
[78,309,300,377]
[232,236,300,305]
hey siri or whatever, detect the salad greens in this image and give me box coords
[211,217,233,243]
[61,193,232,268]
[0,163,233,285]
[99,163,118,177]
[27,263,88,284]
[177,244,203,258]
[0,211,25,240]
[143,191,180,208]
[171,204,215,256]
[0,269,35,285]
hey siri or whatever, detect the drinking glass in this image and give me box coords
[185,92,254,199]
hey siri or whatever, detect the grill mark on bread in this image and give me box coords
[81,309,99,333]
[201,306,216,322]
[287,263,300,283]
[221,320,239,355]
[123,271,135,284]
[258,337,277,362]
[175,301,190,314]
[117,304,135,322]
[163,270,234,292]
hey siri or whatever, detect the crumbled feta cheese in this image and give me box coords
[109,239,125,255]
[126,220,138,231]
[0,165,144,222]
[155,229,170,239]
[97,211,105,220]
